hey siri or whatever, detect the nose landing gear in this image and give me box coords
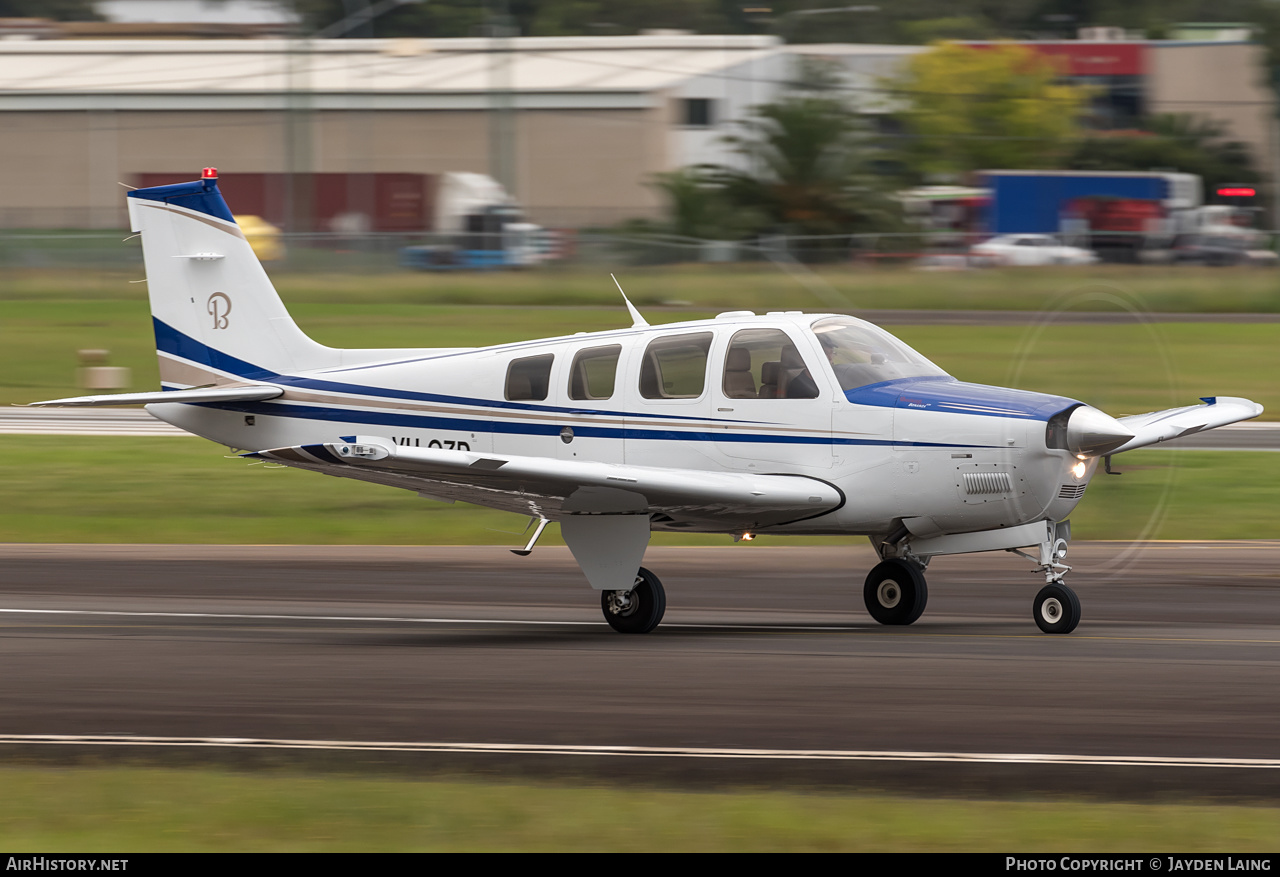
[1033,582,1081,634]
[1025,531,1079,634]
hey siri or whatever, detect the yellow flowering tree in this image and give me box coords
[890,42,1089,178]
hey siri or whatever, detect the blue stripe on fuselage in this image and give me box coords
[155,321,1015,448]
[195,399,989,448]
[153,318,756,424]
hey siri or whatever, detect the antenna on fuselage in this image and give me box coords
[611,274,649,329]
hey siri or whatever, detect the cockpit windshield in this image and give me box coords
[811,317,949,391]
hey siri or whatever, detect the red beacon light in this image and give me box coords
[1216,186,1255,198]
[201,167,218,180]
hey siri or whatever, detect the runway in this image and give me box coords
[2,408,1277,449]
[1,543,1278,796]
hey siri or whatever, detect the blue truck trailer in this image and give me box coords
[979,170,1202,234]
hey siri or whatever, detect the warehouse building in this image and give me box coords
[0,34,788,229]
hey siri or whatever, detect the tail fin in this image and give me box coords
[127,169,336,388]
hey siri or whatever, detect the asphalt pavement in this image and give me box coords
[2,543,1278,797]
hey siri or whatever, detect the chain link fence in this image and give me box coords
[3,228,1278,276]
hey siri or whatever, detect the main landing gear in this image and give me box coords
[863,559,928,625]
[601,566,666,634]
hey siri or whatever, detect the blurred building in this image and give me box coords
[0,31,1272,230]
[798,36,1277,184]
[0,34,788,229]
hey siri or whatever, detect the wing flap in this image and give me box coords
[28,385,283,407]
[1110,396,1263,454]
[251,436,843,530]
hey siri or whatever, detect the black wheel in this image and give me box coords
[863,559,928,625]
[601,567,666,634]
[1033,583,1081,634]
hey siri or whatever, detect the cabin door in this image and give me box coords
[712,327,833,470]
[553,340,629,465]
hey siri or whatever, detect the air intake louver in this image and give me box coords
[964,472,1013,495]
[1058,484,1087,500]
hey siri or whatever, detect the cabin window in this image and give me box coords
[723,329,819,400]
[568,345,621,401]
[639,332,712,400]
[505,353,554,401]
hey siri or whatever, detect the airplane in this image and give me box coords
[32,169,1264,635]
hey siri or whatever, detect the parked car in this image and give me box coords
[969,234,1098,267]
[1172,230,1277,267]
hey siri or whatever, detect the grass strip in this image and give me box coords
[0,765,1277,852]
[2,301,1278,417]
[0,437,1274,544]
[5,262,1280,314]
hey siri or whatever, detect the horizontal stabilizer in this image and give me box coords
[1110,396,1264,454]
[28,385,283,408]
[249,436,843,531]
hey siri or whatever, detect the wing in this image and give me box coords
[1110,396,1263,454]
[28,385,283,407]
[250,436,843,532]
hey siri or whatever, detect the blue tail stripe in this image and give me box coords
[128,178,237,224]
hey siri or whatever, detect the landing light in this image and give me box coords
[1071,461,1087,480]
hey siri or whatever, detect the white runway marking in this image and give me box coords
[0,733,1276,769]
[0,606,867,631]
[0,607,597,626]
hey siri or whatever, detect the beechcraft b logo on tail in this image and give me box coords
[207,292,232,329]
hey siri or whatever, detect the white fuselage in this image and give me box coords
[149,311,1092,539]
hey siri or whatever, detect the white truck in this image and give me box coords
[401,172,548,270]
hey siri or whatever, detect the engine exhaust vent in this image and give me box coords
[964,472,1013,495]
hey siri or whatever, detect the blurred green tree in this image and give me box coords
[888,42,1089,179]
[1066,114,1261,191]
[0,0,100,18]
[290,0,733,38]
[705,91,900,238]
[648,168,751,240]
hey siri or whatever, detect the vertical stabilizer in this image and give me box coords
[127,169,336,387]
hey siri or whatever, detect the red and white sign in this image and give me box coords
[965,41,1145,77]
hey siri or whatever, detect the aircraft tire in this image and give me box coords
[601,567,666,634]
[863,560,928,625]
[1033,583,1081,634]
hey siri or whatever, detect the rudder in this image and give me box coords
[127,169,336,388]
